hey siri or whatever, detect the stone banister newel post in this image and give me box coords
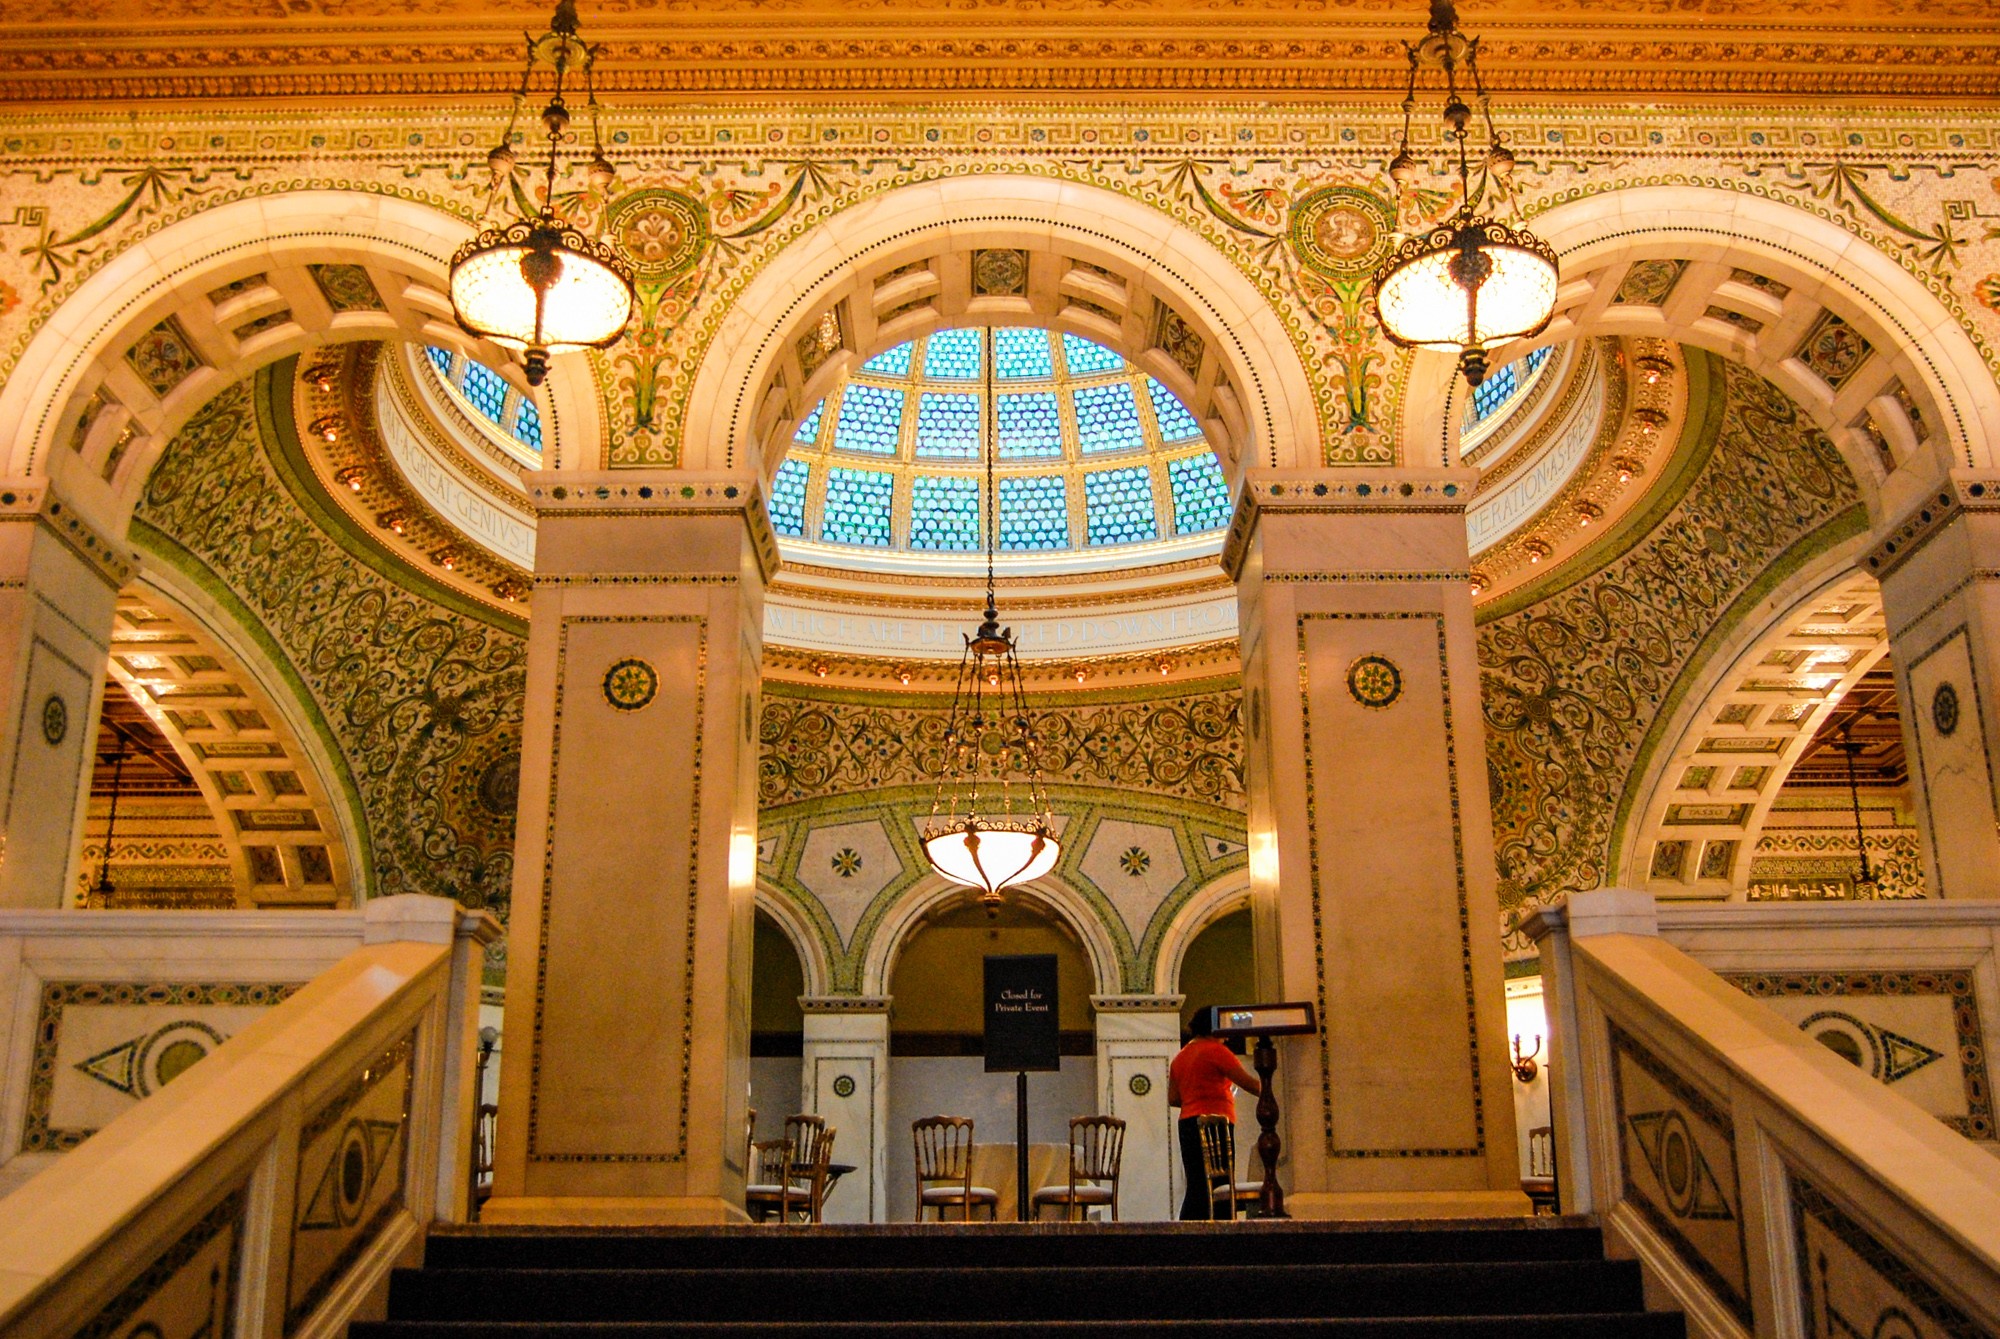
[1868,473,2000,900]
[1093,993,1183,1220]
[1224,468,1525,1219]
[0,485,133,908]
[1521,887,1662,1217]
[800,995,891,1222]
[487,473,774,1225]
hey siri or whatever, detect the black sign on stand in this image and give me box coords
[984,954,1059,1220]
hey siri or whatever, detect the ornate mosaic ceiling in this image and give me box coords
[774,327,1230,573]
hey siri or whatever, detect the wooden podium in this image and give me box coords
[1207,1001,1317,1220]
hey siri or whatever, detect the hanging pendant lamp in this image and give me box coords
[449,1,635,386]
[1369,0,1559,387]
[920,329,1062,915]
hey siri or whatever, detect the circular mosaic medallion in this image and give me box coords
[832,1074,857,1099]
[605,187,710,280]
[39,693,66,746]
[1346,654,1404,710]
[135,1020,226,1096]
[1289,186,1398,280]
[1128,1073,1152,1097]
[478,752,522,816]
[1933,681,1960,738]
[603,658,658,712]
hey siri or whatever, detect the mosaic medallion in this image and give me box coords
[477,752,522,816]
[605,187,710,281]
[972,248,1027,296]
[1346,654,1403,710]
[1128,1074,1152,1097]
[602,657,658,712]
[832,1074,857,1099]
[1932,681,1959,737]
[1289,186,1397,280]
[40,693,66,745]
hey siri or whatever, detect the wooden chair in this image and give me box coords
[747,1114,836,1223]
[1031,1115,1126,1221]
[469,1102,497,1218]
[1523,1125,1558,1215]
[1194,1114,1260,1221]
[912,1115,998,1221]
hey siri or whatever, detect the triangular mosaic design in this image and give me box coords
[299,1117,401,1231]
[1627,1109,1734,1221]
[75,1035,142,1096]
[1201,834,1247,861]
[1877,1026,1944,1084]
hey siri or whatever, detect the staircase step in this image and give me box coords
[385,1261,1646,1323]
[421,1220,1608,1272]
[354,1313,1687,1339]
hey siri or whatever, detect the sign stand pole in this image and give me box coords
[1249,1034,1288,1219]
[1016,1070,1030,1221]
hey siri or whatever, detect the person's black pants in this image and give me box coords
[1177,1116,1214,1221]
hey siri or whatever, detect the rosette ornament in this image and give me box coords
[1369,0,1558,387]
[448,1,635,385]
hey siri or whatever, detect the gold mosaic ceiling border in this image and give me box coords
[3,5,1999,102]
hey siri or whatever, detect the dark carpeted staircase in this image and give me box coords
[352,1218,1683,1337]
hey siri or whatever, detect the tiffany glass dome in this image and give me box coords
[772,328,1230,575]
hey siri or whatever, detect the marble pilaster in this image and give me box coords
[1092,993,1182,1221]
[485,473,774,1225]
[0,484,131,909]
[1868,473,2000,899]
[800,995,890,1223]
[1223,469,1526,1219]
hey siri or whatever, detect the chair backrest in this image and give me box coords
[745,1107,758,1170]
[1527,1125,1554,1179]
[912,1115,975,1183]
[751,1138,794,1186]
[1194,1115,1236,1192]
[1069,1115,1126,1182]
[785,1113,830,1173]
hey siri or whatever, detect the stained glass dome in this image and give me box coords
[772,328,1229,574]
[424,345,544,468]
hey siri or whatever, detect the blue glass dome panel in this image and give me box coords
[769,458,810,537]
[862,343,913,376]
[821,466,894,546]
[1084,467,1157,545]
[923,328,983,379]
[1147,378,1202,442]
[915,392,982,460]
[1169,453,1230,535]
[995,328,1054,380]
[996,392,1062,459]
[910,476,982,551]
[999,475,1070,550]
[833,384,904,455]
[1073,382,1143,455]
[1062,334,1123,375]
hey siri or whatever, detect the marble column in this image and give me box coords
[1868,472,2000,899]
[800,996,890,1223]
[1223,468,1526,1219]
[486,474,775,1225]
[0,485,131,908]
[1092,993,1182,1221]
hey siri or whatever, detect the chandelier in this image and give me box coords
[1370,0,1559,387]
[449,1,635,387]
[920,330,1062,913]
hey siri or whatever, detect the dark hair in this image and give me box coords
[1186,1007,1214,1038]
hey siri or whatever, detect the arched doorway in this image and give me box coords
[750,909,809,1146]
[884,894,1101,1220]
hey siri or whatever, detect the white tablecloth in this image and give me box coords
[967,1142,1069,1221]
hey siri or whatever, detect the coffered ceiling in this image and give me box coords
[3,0,1994,104]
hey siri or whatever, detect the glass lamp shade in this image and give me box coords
[921,819,1061,898]
[449,217,635,383]
[1372,217,1559,382]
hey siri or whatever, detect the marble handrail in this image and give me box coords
[0,895,498,1339]
[1527,890,2000,1339]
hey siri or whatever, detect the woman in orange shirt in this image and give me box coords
[1166,1006,1262,1220]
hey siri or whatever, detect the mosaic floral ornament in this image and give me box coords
[1978,274,2000,315]
[603,657,659,711]
[1932,682,1960,737]
[1612,259,1687,307]
[40,693,66,745]
[124,316,205,396]
[1119,846,1151,876]
[607,187,711,280]
[1289,185,1397,281]
[1345,654,1403,710]
[1795,311,1872,390]
[831,847,863,878]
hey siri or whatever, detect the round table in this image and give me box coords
[967,1142,1069,1221]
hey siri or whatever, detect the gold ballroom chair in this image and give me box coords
[746,1114,836,1223]
[1030,1114,1127,1221]
[1523,1125,1559,1215]
[912,1115,1000,1221]
[1194,1114,1261,1221]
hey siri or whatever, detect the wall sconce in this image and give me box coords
[1512,1033,1542,1083]
[335,466,366,493]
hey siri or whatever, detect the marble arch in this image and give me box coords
[1148,867,1251,997]
[857,872,1123,1003]
[1400,184,1997,519]
[0,189,601,530]
[1611,541,1881,895]
[679,173,1320,483]
[754,880,834,1000]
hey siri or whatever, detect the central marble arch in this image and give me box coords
[491,170,1525,1223]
